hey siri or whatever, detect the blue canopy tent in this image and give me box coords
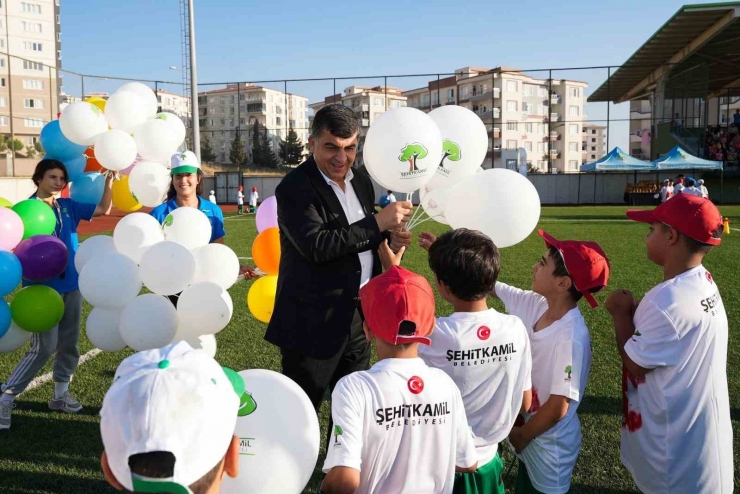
[651,146,723,202]
[580,147,654,204]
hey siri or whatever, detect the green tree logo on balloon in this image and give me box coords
[89,104,103,117]
[164,214,174,227]
[398,143,428,172]
[439,139,461,169]
[238,391,257,416]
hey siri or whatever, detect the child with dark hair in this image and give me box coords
[0,158,115,430]
[415,229,532,494]
[491,230,610,494]
[606,194,732,494]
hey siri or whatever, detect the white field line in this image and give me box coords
[19,348,102,396]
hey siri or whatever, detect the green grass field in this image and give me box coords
[1,205,739,493]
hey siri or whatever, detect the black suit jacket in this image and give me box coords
[264,156,387,359]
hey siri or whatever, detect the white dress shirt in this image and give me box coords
[318,167,374,287]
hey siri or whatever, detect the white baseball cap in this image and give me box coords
[698,179,705,185]
[100,342,241,493]
[170,151,201,175]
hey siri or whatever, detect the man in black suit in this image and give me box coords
[265,104,413,413]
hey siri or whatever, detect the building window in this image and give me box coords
[569,105,579,117]
[524,84,535,96]
[57,50,61,60]
[591,146,596,151]
[525,141,533,151]
[569,160,579,170]
[537,123,544,134]
[24,98,44,109]
[569,124,579,135]
[23,60,44,71]
[57,33,61,42]
[0,78,6,87]
[374,97,384,106]
[569,87,580,98]
[23,41,43,52]
[506,159,517,170]
[507,100,517,112]
[22,3,42,14]
[506,140,517,150]
[537,142,544,152]
[506,80,517,92]
[592,138,596,143]
[0,39,4,49]
[538,87,547,97]
[0,97,6,107]
[24,118,44,128]
[0,58,4,68]
[22,21,43,33]
[591,154,596,159]
[592,129,597,135]
[569,142,578,152]
[0,116,7,126]
[506,121,517,131]
[525,123,533,133]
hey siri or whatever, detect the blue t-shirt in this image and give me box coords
[734,113,740,125]
[149,196,226,243]
[23,198,96,294]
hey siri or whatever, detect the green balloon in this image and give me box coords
[0,197,12,208]
[10,285,64,332]
[11,200,56,240]
[222,366,245,398]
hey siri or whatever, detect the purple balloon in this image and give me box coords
[255,196,278,233]
[15,235,69,282]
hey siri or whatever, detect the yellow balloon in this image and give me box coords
[112,175,142,213]
[0,196,12,208]
[85,97,107,113]
[247,275,278,323]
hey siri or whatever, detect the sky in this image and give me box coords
[59,0,718,153]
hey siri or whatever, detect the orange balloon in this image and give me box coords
[252,227,281,276]
[84,147,105,173]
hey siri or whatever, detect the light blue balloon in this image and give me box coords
[40,120,87,162]
[63,154,87,183]
[0,300,10,339]
[0,250,22,297]
[70,172,105,205]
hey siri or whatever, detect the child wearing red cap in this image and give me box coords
[321,266,478,494]
[415,229,532,494]
[236,186,245,215]
[606,194,732,494]
[492,230,610,494]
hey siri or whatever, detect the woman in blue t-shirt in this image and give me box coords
[0,159,115,430]
[149,152,258,306]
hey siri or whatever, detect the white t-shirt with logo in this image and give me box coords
[323,358,477,494]
[419,309,532,465]
[495,282,592,494]
[237,191,244,205]
[621,265,732,494]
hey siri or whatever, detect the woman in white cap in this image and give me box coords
[150,152,258,278]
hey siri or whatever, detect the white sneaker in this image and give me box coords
[0,401,15,430]
[48,391,83,414]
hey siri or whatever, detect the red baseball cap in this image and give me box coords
[538,230,610,309]
[359,266,435,346]
[626,194,722,246]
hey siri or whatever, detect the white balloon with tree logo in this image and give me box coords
[161,207,212,250]
[128,160,172,208]
[59,102,109,146]
[444,168,541,248]
[363,107,442,194]
[221,369,320,494]
[420,106,489,224]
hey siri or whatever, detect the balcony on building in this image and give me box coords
[549,113,559,122]
[549,95,561,105]
[549,149,560,158]
[469,87,500,102]
[361,118,369,127]
[549,131,560,141]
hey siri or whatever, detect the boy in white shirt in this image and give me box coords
[659,179,670,203]
[99,342,242,494]
[208,190,217,204]
[493,230,610,494]
[236,186,245,215]
[416,229,532,494]
[698,178,709,199]
[249,186,259,211]
[606,194,732,494]
[322,265,478,494]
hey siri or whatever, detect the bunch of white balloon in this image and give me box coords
[58,82,186,207]
[76,210,239,356]
[363,105,541,248]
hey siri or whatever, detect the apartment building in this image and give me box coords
[582,124,606,164]
[198,83,309,164]
[404,67,589,173]
[0,0,62,152]
[308,85,407,167]
[156,89,190,119]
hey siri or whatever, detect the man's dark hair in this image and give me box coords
[661,223,723,256]
[387,190,392,194]
[167,169,204,200]
[121,452,222,494]
[32,159,68,187]
[427,229,499,301]
[311,104,360,140]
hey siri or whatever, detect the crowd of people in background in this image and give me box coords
[660,174,709,203]
[702,120,740,164]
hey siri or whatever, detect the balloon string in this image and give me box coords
[405,190,425,229]
[407,215,437,231]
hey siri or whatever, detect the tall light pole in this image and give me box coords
[188,0,201,161]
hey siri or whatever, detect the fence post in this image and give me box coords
[8,50,15,163]
[48,65,54,123]
[606,67,611,152]
[547,70,552,173]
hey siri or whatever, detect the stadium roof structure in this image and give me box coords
[589,2,740,103]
